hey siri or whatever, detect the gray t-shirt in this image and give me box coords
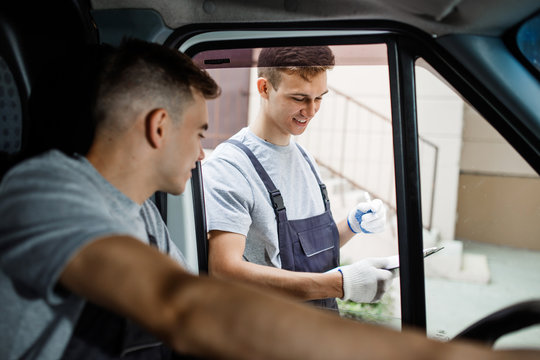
[0,150,189,360]
[203,127,326,268]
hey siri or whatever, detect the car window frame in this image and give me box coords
[164,20,540,332]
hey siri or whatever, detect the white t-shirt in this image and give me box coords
[203,127,326,268]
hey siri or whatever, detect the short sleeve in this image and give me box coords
[0,163,140,305]
[140,199,194,273]
[203,153,254,237]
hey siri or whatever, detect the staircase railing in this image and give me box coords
[297,86,439,230]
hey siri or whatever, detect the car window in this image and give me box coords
[516,12,540,73]
[415,59,540,348]
[168,26,539,336]
[195,43,402,329]
[166,181,200,273]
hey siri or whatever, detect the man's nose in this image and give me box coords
[301,100,317,118]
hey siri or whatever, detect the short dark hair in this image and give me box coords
[257,46,335,88]
[95,39,220,130]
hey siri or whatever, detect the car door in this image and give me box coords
[92,7,540,348]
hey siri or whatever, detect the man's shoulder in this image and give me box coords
[203,137,258,191]
[292,141,318,164]
[210,128,279,162]
[0,150,99,205]
[205,130,252,166]
[4,150,81,180]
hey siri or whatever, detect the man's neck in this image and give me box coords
[86,142,153,205]
[250,113,290,146]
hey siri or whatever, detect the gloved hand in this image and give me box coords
[334,257,394,303]
[347,198,386,234]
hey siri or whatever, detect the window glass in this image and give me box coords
[516,12,540,73]
[416,58,540,348]
[166,180,199,273]
[194,44,400,328]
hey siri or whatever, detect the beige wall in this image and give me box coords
[459,104,538,177]
[456,174,540,250]
[415,65,464,240]
[456,103,540,250]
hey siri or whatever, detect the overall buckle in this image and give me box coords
[269,190,285,211]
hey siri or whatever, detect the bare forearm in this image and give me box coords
[171,276,387,360]
[171,279,539,360]
[60,236,340,358]
[208,230,343,301]
[210,259,343,301]
[59,236,540,360]
[338,218,356,247]
[59,235,197,335]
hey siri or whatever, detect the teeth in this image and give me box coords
[296,118,307,123]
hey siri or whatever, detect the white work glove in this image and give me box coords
[347,199,386,234]
[333,257,394,303]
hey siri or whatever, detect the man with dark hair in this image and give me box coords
[257,46,336,86]
[204,46,392,310]
[0,39,219,359]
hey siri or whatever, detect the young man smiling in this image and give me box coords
[204,46,393,310]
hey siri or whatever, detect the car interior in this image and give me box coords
[1,0,539,353]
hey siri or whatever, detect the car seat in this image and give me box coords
[0,0,98,179]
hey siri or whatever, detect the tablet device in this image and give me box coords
[385,246,444,270]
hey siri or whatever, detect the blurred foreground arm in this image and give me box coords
[60,235,540,360]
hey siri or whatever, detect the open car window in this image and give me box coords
[416,59,540,348]
[195,43,401,328]
[163,24,539,344]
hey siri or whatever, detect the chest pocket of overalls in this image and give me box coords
[292,215,340,273]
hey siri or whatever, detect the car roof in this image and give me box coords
[90,0,540,37]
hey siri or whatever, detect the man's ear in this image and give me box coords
[145,108,168,149]
[257,77,270,99]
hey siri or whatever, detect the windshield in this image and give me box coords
[516,12,540,73]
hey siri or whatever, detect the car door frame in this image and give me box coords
[162,19,540,332]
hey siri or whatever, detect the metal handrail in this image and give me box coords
[309,86,439,230]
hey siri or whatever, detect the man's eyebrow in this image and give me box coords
[318,90,329,97]
[289,90,329,97]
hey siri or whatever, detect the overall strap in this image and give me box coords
[294,143,330,211]
[226,139,285,214]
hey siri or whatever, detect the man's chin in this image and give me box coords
[291,127,308,136]
[161,184,186,196]
[159,174,192,196]
[172,186,186,196]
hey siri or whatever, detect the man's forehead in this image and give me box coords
[279,72,328,95]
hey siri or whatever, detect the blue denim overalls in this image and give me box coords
[228,140,340,310]
[61,235,180,359]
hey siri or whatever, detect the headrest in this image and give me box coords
[0,0,99,178]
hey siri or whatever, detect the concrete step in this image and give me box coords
[425,240,490,284]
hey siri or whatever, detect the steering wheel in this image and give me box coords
[453,299,540,346]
